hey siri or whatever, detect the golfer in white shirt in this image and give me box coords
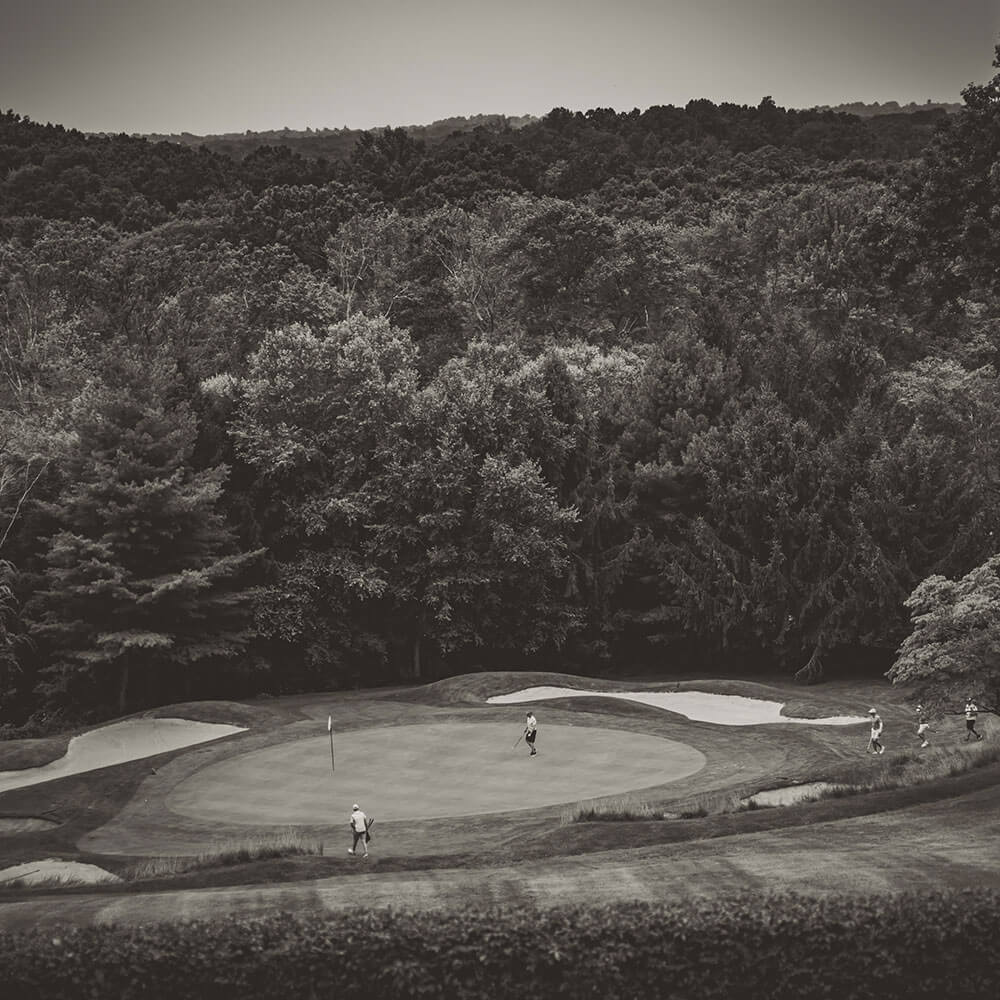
[349,804,369,858]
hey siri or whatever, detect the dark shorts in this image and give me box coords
[967,719,977,730]
[525,730,537,745]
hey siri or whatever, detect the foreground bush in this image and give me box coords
[1,892,998,998]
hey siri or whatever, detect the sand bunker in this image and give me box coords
[0,816,60,834]
[0,859,120,887]
[0,718,246,794]
[743,782,836,808]
[487,687,867,726]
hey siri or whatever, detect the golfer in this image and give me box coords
[916,704,930,749]
[524,712,538,756]
[349,803,369,858]
[964,698,984,742]
[868,708,885,754]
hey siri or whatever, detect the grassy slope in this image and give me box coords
[0,672,995,921]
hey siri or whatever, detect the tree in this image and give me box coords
[228,329,580,679]
[898,43,1000,303]
[0,559,24,715]
[27,353,261,714]
[367,343,580,674]
[226,315,421,684]
[888,556,1000,715]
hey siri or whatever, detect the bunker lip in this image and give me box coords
[0,816,61,833]
[0,859,121,886]
[0,719,247,794]
[486,687,869,726]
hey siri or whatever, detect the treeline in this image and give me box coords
[0,94,946,229]
[2,50,1000,726]
[141,113,540,163]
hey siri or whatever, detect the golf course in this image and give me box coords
[1,670,998,933]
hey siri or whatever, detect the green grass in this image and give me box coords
[0,672,995,910]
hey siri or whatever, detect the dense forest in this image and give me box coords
[2,48,1000,728]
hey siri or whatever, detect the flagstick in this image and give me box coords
[328,715,335,772]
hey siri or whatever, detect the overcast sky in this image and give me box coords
[2,0,998,135]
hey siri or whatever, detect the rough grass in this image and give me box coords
[814,739,1000,800]
[566,735,1000,823]
[123,828,324,882]
[0,736,69,771]
[562,796,671,823]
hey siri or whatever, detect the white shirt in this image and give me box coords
[525,715,537,733]
[350,809,368,832]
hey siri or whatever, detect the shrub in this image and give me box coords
[1,892,998,998]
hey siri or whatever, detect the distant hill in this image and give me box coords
[811,100,963,118]
[132,113,539,162]
[123,102,963,165]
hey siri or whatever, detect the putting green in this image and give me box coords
[165,723,706,824]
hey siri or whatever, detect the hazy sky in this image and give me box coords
[2,0,998,135]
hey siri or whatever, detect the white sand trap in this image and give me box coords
[0,859,121,887]
[0,816,60,833]
[0,719,246,794]
[743,782,836,807]
[487,687,868,726]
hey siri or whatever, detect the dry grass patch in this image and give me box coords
[814,740,1000,800]
[124,828,324,881]
[562,796,671,823]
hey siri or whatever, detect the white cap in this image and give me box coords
[868,708,877,715]
[352,803,360,810]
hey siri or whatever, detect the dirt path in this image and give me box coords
[4,781,999,931]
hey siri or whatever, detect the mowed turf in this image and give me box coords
[164,723,706,825]
[1,671,998,933]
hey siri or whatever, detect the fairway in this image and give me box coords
[164,722,707,824]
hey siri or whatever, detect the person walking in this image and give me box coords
[524,712,538,756]
[867,708,885,754]
[964,697,985,742]
[348,803,370,858]
[915,704,930,749]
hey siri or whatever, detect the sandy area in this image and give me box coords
[744,782,836,807]
[0,816,60,833]
[0,859,121,886]
[487,687,868,726]
[0,719,247,794]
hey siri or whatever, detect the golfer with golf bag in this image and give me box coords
[867,708,885,754]
[349,803,372,858]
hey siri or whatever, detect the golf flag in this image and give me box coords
[328,715,335,772]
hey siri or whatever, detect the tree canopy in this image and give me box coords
[3,46,1000,723]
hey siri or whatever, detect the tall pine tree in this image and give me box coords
[27,352,261,715]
